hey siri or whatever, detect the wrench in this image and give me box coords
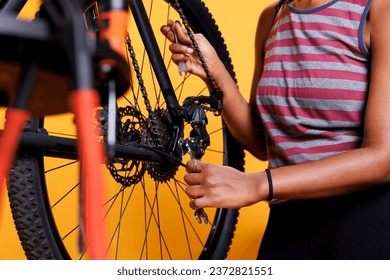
[194,206,209,225]
[186,142,208,225]
[173,23,188,76]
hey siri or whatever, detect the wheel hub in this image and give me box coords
[99,106,146,186]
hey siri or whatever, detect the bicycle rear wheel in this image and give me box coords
[7,0,244,260]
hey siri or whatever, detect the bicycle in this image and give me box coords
[0,0,244,259]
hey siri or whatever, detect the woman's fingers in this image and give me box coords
[184,160,264,209]
[161,20,191,45]
[160,23,175,42]
[185,184,211,209]
[184,173,200,187]
[186,184,203,199]
[186,159,204,173]
[161,20,212,79]
[184,160,207,208]
[189,196,208,210]
[172,20,192,45]
[169,41,194,53]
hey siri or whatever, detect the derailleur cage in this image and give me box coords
[181,97,211,160]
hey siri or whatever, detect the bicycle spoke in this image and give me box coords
[62,224,79,242]
[114,189,124,259]
[174,180,194,259]
[167,179,208,244]
[51,182,79,209]
[139,180,172,259]
[45,160,78,173]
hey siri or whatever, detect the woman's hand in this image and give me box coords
[184,160,266,209]
[160,19,222,82]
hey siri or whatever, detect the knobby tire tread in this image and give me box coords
[8,153,56,259]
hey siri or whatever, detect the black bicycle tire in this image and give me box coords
[7,0,245,260]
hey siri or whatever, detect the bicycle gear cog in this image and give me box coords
[141,109,179,182]
[98,106,146,186]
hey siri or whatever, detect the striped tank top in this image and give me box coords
[257,0,372,168]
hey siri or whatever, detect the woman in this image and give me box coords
[161,0,390,259]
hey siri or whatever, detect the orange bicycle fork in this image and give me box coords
[69,89,108,260]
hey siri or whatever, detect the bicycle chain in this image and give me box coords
[172,0,222,115]
[126,33,153,115]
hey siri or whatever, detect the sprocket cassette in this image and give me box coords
[141,109,179,182]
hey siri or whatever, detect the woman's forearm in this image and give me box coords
[265,145,390,201]
[210,62,267,159]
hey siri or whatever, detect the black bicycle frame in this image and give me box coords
[0,0,28,14]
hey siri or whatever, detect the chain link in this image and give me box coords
[126,33,153,115]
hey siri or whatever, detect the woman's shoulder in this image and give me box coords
[255,1,281,46]
[368,0,390,36]
[260,1,282,21]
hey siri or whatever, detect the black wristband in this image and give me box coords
[265,168,273,201]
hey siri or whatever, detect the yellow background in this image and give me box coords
[0,0,273,259]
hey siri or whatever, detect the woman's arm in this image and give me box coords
[221,2,279,160]
[184,0,390,209]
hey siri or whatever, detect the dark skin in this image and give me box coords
[161,0,390,210]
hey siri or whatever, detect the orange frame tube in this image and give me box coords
[100,10,129,59]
